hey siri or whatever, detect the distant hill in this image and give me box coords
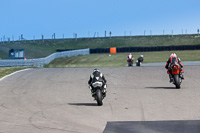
[0,34,200,59]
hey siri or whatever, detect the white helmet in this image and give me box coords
[170,53,177,58]
[140,55,143,57]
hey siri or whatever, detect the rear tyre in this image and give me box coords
[174,75,180,89]
[96,89,103,106]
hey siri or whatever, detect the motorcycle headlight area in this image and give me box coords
[92,81,103,88]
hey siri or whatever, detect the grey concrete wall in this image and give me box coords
[0,48,89,67]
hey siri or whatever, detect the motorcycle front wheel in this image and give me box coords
[96,89,103,106]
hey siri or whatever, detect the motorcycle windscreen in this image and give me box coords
[92,81,103,88]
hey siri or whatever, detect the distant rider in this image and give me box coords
[88,68,107,96]
[165,53,184,82]
[127,53,134,63]
[137,55,144,63]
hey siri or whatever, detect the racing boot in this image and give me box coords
[102,85,107,97]
[169,74,173,83]
[89,86,95,97]
[180,72,184,79]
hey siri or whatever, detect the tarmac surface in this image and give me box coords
[0,66,200,133]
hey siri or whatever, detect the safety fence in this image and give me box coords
[0,48,89,67]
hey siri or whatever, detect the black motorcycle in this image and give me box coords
[136,57,143,66]
[91,81,106,106]
[136,60,142,66]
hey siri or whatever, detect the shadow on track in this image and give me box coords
[145,87,176,89]
[68,103,97,106]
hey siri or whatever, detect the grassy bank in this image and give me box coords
[1,34,200,59]
[45,50,200,68]
[0,67,27,79]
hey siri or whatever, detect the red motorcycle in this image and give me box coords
[127,58,133,67]
[170,62,183,89]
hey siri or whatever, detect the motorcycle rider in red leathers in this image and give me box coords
[165,53,184,82]
[127,53,134,65]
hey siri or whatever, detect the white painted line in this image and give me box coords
[0,68,32,82]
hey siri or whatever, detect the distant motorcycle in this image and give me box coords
[136,56,143,67]
[136,59,142,66]
[169,62,182,89]
[127,58,133,67]
[91,81,106,106]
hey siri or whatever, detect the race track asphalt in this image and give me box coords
[0,66,200,133]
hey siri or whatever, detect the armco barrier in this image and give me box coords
[0,48,89,67]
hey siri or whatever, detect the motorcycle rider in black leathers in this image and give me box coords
[165,53,184,82]
[88,68,107,96]
[137,55,144,63]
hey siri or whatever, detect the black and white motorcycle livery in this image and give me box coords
[136,60,142,66]
[88,70,107,106]
[91,79,106,106]
[136,56,143,67]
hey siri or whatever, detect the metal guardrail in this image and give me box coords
[0,48,89,67]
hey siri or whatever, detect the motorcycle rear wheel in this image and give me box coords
[174,74,181,89]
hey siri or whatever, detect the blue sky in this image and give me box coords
[0,0,200,40]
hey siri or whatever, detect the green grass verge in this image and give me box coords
[44,50,200,68]
[0,67,28,79]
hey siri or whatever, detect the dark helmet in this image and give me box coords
[93,68,100,72]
